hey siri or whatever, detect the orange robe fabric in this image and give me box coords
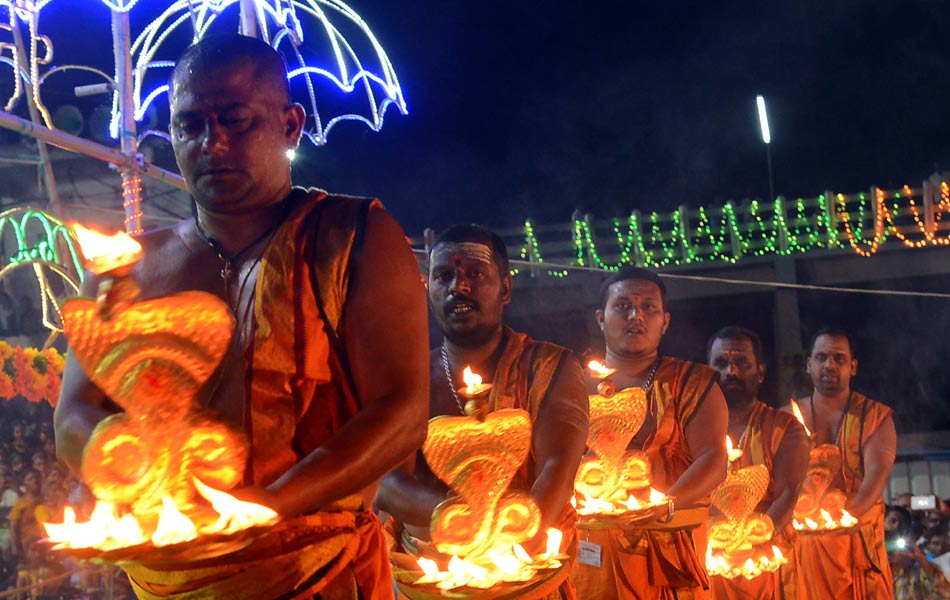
[571,357,720,600]
[126,189,393,600]
[797,392,894,600]
[390,328,587,600]
[710,401,805,600]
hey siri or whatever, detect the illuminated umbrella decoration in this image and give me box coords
[127,0,407,146]
[0,0,407,238]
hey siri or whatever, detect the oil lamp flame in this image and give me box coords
[706,542,789,580]
[42,502,147,550]
[726,436,744,463]
[586,360,615,379]
[41,482,279,552]
[151,496,198,546]
[463,366,481,393]
[789,399,812,437]
[460,366,492,397]
[193,478,279,535]
[576,487,666,516]
[414,528,564,590]
[71,223,143,275]
[792,507,858,531]
[544,528,562,558]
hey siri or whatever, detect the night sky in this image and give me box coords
[16,1,950,235]
[291,0,950,235]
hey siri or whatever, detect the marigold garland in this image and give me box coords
[0,340,65,406]
[0,341,14,399]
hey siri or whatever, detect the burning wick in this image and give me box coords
[587,360,616,380]
[726,436,744,463]
[413,527,565,590]
[71,223,143,277]
[587,359,617,396]
[459,366,492,419]
[793,508,858,531]
[460,366,492,398]
[574,487,667,516]
[789,399,813,437]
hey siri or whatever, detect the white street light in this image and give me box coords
[756,95,771,144]
[756,95,775,201]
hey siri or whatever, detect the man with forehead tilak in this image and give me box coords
[784,329,895,599]
[54,34,429,599]
[571,266,728,600]
[377,224,589,599]
[707,327,809,599]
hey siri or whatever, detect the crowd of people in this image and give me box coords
[885,498,950,599]
[0,398,130,599]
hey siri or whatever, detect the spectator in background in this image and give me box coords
[9,453,25,479]
[927,519,950,583]
[895,493,913,509]
[886,505,950,599]
[921,498,950,540]
[10,422,28,456]
[8,469,40,563]
[33,479,66,526]
[0,472,17,510]
[0,511,10,562]
[15,536,66,600]
[30,453,47,479]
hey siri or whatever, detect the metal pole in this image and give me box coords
[10,13,64,218]
[239,0,259,38]
[111,9,143,234]
[766,143,775,204]
[0,110,186,190]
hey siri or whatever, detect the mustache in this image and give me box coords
[720,377,746,389]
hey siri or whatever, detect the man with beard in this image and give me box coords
[707,327,809,599]
[787,328,895,599]
[377,224,589,598]
[571,266,728,600]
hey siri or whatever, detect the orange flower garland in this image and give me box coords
[0,340,65,406]
[0,341,15,398]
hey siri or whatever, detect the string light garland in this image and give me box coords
[121,172,144,235]
[0,208,83,333]
[510,183,950,277]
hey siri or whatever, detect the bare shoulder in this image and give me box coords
[131,221,200,296]
[362,204,414,253]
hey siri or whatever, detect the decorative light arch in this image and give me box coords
[0,207,82,333]
[0,0,407,234]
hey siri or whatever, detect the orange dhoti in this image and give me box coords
[571,508,709,600]
[710,526,801,599]
[126,507,392,600]
[797,509,892,599]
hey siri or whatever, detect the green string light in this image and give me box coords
[509,186,947,278]
[1,209,84,281]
